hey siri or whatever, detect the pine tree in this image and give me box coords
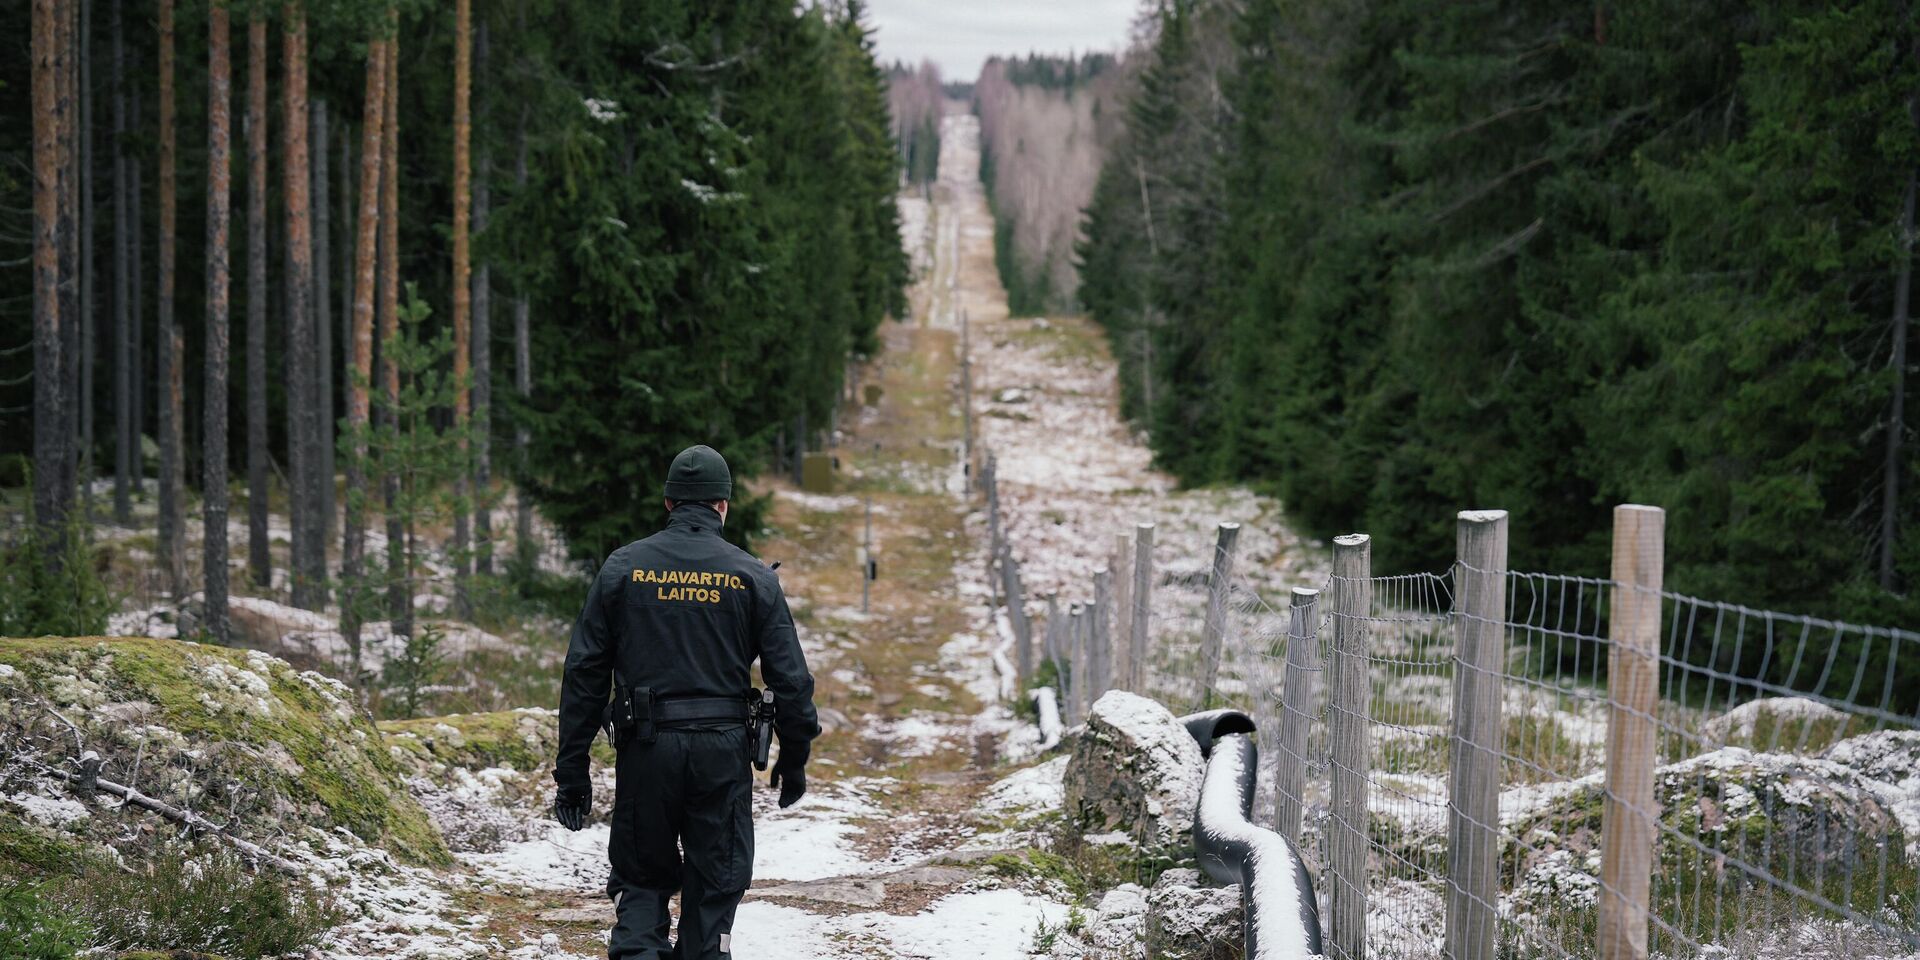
[284,0,323,609]
[471,16,492,577]
[449,0,473,605]
[77,0,95,520]
[31,0,65,549]
[204,0,234,644]
[246,12,271,588]
[156,0,186,600]
[379,12,408,638]
[313,96,334,546]
[342,34,387,683]
[54,0,78,529]
[511,103,532,570]
[111,0,130,525]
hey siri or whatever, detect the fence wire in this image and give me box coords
[1030,516,1920,960]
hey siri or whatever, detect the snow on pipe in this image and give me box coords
[1179,709,1324,960]
[1031,686,1063,749]
[991,610,1019,702]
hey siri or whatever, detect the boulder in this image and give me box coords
[1049,884,1150,960]
[1064,691,1203,851]
[1702,696,1855,751]
[0,636,450,869]
[1502,745,1907,921]
[1144,868,1242,960]
[1821,729,1920,860]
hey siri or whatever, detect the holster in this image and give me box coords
[604,684,656,747]
[749,689,775,771]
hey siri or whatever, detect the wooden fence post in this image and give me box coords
[1276,585,1322,848]
[1112,533,1134,690]
[1599,505,1664,960]
[1044,592,1060,675]
[1329,535,1372,960]
[1092,567,1113,700]
[1131,522,1154,692]
[984,454,1001,609]
[961,354,973,495]
[1196,521,1242,710]
[1068,603,1086,724]
[1448,510,1509,960]
[1001,545,1033,691]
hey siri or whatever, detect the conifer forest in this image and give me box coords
[3,2,1920,959]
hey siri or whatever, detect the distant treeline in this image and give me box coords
[886,60,942,187]
[975,52,1128,313]
[1079,0,1920,647]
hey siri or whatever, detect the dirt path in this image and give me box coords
[319,97,1326,960]
[401,107,1072,960]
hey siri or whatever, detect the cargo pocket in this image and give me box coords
[730,785,754,890]
[701,777,753,893]
[690,732,754,894]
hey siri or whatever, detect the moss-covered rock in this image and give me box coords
[1501,745,1910,944]
[380,707,562,777]
[1064,691,1203,853]
[0,810,99,878]
[0,636,448,867]
[378,706,611,788]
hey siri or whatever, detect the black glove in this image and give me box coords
[769,739,810,809]
[553,783,591,831]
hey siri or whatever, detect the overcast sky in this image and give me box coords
[866,0,1141,83]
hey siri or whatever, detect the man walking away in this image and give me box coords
[552,444,819,960]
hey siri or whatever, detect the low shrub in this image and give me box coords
[0,880,89,960]
[0,511,114,637]
[70,842,339,957]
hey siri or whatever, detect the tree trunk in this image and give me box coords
[32,0,65,549]
[471,17,492,576]
[338,108,353,511]
[381,17,409,639]
[204,1,233,644]
[246,14,270,589]
[343,36,387,683]
[513,104,532,567]
[313,97,335,547]
[130,91,143,498]
[79,0,95,522]
[1883,87,1918,590]
[283,1,321,610]
[56,0,79,529]
[111,0,129,525]
[450,0,473,605]
[157,0,186,601]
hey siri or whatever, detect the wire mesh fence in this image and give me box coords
[1003,499,1920,960]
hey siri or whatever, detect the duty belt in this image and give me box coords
[654,696,752,725]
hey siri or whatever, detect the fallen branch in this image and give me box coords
[37,759,305,876]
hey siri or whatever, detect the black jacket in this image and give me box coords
[553,504,819,788]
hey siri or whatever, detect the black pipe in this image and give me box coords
[1180,708,1324,960]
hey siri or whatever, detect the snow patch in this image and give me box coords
[4,790,90,826]
[979,756,1069,816]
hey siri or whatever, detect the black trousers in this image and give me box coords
[607,726,754,960]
